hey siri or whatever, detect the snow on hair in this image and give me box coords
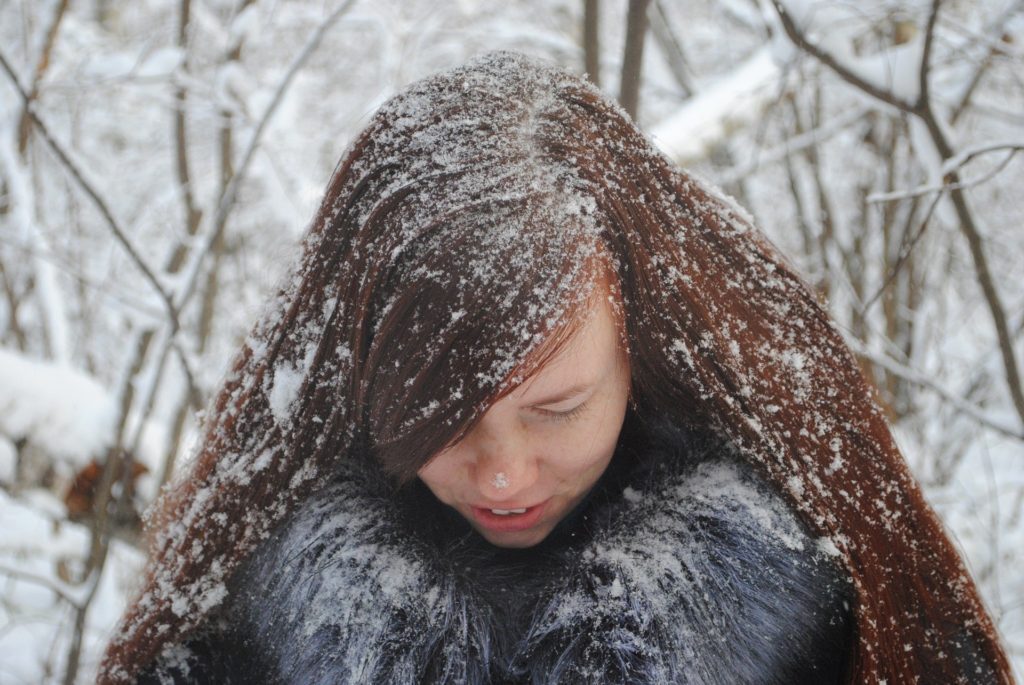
[100,51,1012,684]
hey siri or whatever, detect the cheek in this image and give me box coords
[549,387,628,477]
[417,455,461,502]
[545,416,622,477]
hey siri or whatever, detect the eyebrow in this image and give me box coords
[525,383,594,408]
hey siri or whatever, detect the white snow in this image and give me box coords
[0,0,1020,680]
[137,48,185,79]
[651,47,780,164]
[0,489,144,684]
[267,360,304,425]
[0,347,117,467]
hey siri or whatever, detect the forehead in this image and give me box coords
[505,285,623,400]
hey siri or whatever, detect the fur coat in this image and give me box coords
[139,421,852,684]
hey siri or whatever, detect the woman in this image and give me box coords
[100,52,1013,684]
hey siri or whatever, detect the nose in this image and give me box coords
[468,421,539,503]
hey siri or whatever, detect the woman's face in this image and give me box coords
[417,289,631,548]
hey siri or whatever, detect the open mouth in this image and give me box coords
[470,500,548,533]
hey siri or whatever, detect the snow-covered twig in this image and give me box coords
[0,48,202,422]
[174,0,358,313]
[772,0,1024,431]
[867,143,1024,203]
[769,0,917,114]
[849,342,1024,442]
[0,564,82,609]
[0,50,181,334]
[717,106,867,186]
[941,141,1024,176]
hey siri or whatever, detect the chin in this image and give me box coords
[477,524,553,549]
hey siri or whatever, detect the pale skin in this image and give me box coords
[417,286,631,548]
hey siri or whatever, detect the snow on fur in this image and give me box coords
[144,425,850,683]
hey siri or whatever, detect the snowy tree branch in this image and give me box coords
[769,0,916,114]
[770,0,1024,430]
[0,50,182,334]
[849,342,1024,442]
[0,564,82,609]
[867,143,1024,202]
[1,47,201,406]
[174,0,358,312]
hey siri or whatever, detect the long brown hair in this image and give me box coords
[100,52,1013,684]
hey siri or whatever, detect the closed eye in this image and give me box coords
[534,401,590,423]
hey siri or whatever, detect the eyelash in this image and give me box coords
[535,401,589,423]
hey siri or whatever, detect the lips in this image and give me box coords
[470,500,549,533]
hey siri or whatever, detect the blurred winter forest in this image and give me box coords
[1,0,1022,681]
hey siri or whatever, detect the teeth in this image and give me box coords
[490,508,528,515]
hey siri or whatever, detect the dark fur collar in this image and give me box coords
[142,422,852,684]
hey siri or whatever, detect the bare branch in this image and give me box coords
[0,50,182,334]
[917,0,942,112]
[0,257,29,350]
[0,236,167,319]
[583,0,600,86]
[61,541,108,685]
[947,0,1023,124]
[16,0,69,156]
[862,188,941,313]
[867,143,1024,202]
[940,180,1024,427]
[175,0,358,312]
[649,0,692,97]
[619,0,651,121]
[849,342,1024,442]
[770,0,1024,430]
[169,0,203,271]
[946,1,1019,127]
[770,0,916,114]
[0,564,82,608]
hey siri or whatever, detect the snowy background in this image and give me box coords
[1,0,1022,682]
